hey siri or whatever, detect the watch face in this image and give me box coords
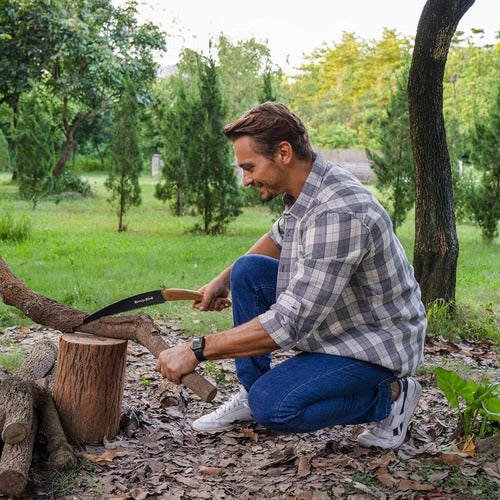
[192,337,203,349]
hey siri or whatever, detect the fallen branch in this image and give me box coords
[0,255,216,401]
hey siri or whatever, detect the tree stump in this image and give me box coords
[53,333,128,444]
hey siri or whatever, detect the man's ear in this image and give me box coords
[275,141,293,165]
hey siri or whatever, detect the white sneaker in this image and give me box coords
[191,387,254,432]
[357,378,422,449]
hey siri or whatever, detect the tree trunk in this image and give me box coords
[408,0,474,306]
[53,333,128,444]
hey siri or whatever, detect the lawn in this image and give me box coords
[0,171,499,337]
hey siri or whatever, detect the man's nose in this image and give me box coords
[242,170,253,187]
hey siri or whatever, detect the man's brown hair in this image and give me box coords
[223,102,316,162]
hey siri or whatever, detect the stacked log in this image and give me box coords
[0,339,76,497]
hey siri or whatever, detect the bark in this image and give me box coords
[408,0,474,306]
[16,339,58,381]
[53,97,110,178]
[35,379,77,470]
[0,377,34,444]
[0,414,38,497]
[0,340,77,496]
[0,254,217,402]
[53,333,128,444]
[158,379,186,409]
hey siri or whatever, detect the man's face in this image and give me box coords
[233,136,286,202]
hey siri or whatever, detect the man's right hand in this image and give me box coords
[194,276,231,312]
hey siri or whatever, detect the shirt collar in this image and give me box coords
[283,155,328,219]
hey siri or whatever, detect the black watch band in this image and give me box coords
[191,336,207,362]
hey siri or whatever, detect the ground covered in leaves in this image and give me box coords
[1,323,499,500]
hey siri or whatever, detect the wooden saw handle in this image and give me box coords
[161,288,231,308]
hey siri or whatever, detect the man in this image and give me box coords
[156,102,426,449]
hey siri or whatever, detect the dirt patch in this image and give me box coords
[1,325,499,499]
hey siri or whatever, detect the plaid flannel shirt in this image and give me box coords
[259,155,426,377]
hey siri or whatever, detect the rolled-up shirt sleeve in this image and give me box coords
[259,210,370,350]
[267,215,284,250]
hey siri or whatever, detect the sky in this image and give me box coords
[119,0,499,73]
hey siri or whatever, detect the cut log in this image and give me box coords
[0,255,217,402]
[34,382,77,470]
[16,339,58,381]
[0,414,37,498]
[53,333,128,444]
[158,379,186,409]
[0,339,58,444]
[1,377,34,444]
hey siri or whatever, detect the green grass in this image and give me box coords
[0,172,498,341]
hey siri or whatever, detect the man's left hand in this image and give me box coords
[155,343,199,384]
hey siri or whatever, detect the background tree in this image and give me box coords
[46,0,165,178]
[0,129,9,171]
[191,56,242,234]
[285,30,411,149]
[467,80,500,241]
[368,59,414,233]
[216,35,274,122]
[259,68,278,103]
[154,73,199,215]
[13,88,55,207]
[408,0,475,306]
[105,79,142,232]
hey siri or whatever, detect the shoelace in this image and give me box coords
[213,392,247,417]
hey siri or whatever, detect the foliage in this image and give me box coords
[73,156,107,173]
[215,34,274,123]
[435,367,500,440]
[52,167,92,197]
[13,87,55,207]
[0,197,31,243]
[0,0,166,178]
[105,79,142,232]
[196,56,242,233]
[467,80,500,241]
[0,128,9,171]
[285,29,411,149]
[367,59,414,232]
[0,0,55,110]
[426,299,500,345]
[153,73,198,215]
[259,70,278,103]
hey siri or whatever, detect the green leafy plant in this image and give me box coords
[435,367,500,440]
[141,375,152,387]
[203,361,233,387]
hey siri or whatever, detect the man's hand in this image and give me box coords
[155,344,200,384]
[194,277,231,312]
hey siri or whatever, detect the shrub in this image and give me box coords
[74,156,106,172]
[0,129,10,171]
[0,198,32,243]
[52,167,92,197]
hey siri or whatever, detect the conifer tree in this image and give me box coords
[468,81,500,241]
[154,74,199,215]
[13,88,54,207]
[105,79,142,231]
[190,56,242,234]
[0,129,9,171]
[367,61,415,233]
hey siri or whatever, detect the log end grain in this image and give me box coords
[0,469,28,497]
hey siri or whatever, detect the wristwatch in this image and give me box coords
[191,336,207,362]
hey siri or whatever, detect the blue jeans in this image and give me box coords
[231,254,396,433]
